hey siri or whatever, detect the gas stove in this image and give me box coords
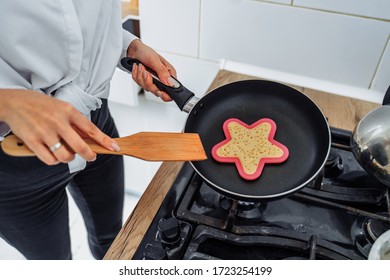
[132,127,390,260]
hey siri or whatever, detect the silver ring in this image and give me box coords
[49,142,62,153]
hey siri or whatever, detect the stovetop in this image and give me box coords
[132,127,390,260]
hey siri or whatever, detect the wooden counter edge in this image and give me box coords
[121,1,139,18]
[104,161,184,260]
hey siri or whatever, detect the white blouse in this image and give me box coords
[0,0,137,172]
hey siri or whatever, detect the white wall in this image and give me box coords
[138,0,390,103]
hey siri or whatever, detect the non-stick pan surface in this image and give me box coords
[184,80,330,200]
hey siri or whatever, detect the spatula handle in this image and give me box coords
[0,135,119,157]
[1,135,35,156]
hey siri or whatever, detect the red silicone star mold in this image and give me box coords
[211,118,289,180]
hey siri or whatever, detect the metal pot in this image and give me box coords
[351,86,390,187]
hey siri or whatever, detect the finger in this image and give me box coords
[137,64,172,101]
[149,57,172,81]
[160,56,177,78]
[18,133,60,165]
[29,141,60,165]
[131,63,173,101]
[131,63,139,83]
[59,129,97,162]
[70,114,120,153]
[132,63,150,95]
[47,140,76,163]
[145,59,176,100]
[137,64,160,93]
[39,130,78,163]
[38,126,86,163]
[137,64,147,86]
[158,91,173,102]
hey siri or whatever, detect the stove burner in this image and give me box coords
[219,197,264,220]
[352,213,390,258]
[324,148,344,178]
[219,196,232,211]
[366,217,390,241]
[237,200,262,210]
[236,200,264,221]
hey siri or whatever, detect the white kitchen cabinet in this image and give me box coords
[135,0,389,101]
[138,0,220,106]
[109,68,140,106]
[371,41,390,94]
[200,0,389,90]
[257,0,292,5]
[139,0,200,57]
[294,0,390,20]
[109,15,141,106]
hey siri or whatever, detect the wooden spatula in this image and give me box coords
[1,132,207,161]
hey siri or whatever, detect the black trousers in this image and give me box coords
[0,99,124,259]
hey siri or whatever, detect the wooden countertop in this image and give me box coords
[104,70,379,260]
[121,1,138,18]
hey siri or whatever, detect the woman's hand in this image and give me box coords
[0,89,120,165]
[127,39,176,102]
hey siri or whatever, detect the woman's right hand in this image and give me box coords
[0,89,120,165]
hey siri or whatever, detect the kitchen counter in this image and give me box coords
[121,1,138,18]
[103,70,379,260]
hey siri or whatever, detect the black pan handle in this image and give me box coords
[120,57,195,111]
[383,85,390,106]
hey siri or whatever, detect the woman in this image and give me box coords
[0,0,176,259]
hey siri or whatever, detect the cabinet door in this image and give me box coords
[139,0,200,57]
[109,68,140,106]
[199,0,389,89]
[294,0,390,20]
[371,43,390,93]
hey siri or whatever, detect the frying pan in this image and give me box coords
[121,58,331,201]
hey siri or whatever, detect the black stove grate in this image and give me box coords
[184,225,364,260]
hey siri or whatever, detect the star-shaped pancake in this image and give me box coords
[211,118,289,180]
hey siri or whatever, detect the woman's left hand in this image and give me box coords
[127,39,176,101]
